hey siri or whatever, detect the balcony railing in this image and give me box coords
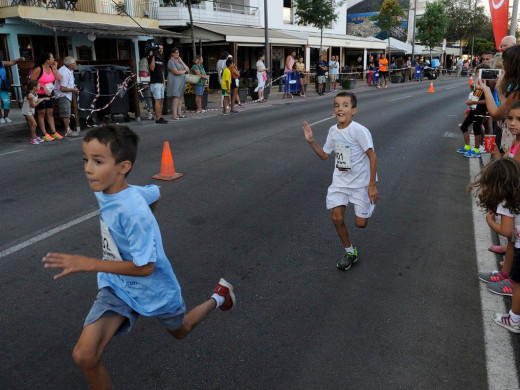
[159,0,260,26]
[0,0,159,18]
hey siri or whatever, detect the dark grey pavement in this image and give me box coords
[1,76,516,389]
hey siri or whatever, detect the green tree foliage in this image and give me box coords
[162,0,203,58]
[377,0,405,49]
[474,38,496,54]
[294,0,345,53]
[444,0,490,45]
[416,1,448,59]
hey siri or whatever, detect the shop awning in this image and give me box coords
[388,38,413,54]
[283,30,387,50]
[188,23,307,46]
[21,17,182,38]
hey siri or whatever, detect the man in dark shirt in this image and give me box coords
[316,55,327,96]
[148,45,168,124]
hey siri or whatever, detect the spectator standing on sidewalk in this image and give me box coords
[469,158,520,333]
[191,55,209,114]
[0,56,24,124]
[54,56,80,137]
[284,50,296,74]
[316,54,327,96]
[367,55,375,86]
[23,80,49,144]
[329,55,339,92]
[254,53,268,102]
[148,45,168,124]
[500,35,517,52]
[378,54,389,88]
[167,47,189,121]
[295,56,306,97]
[229,59,242,113]
[31,52,63,141]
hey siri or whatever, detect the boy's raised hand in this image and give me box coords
[303,121,314,142]
[43,252,93,280]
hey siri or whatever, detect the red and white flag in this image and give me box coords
[489,0,509,50]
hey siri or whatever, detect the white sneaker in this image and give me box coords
[0,118,6,124]
[65,129,80,137]
[4,117,12,123]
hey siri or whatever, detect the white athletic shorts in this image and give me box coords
[326,185,375,218]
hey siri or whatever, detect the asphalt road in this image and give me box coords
[1,78,518,389]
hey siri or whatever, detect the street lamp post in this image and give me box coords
[264,0,270,73]
[411,0,417,58]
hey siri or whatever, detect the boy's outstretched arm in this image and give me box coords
[366,148,379,204]
[303,121,329,160]
[42,253,154,280]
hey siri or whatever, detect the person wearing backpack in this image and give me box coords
[0,56,24,124]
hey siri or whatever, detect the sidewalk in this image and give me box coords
[0,75,450,142]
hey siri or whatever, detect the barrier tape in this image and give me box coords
[77,70,135,121]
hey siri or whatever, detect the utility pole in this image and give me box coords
[264,0,270,73]
[511,0,519,36]
[411,0,417,58]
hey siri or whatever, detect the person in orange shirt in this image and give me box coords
[378,53,389,89]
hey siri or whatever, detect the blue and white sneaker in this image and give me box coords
[464,149,481,158]
[456,146,469,154]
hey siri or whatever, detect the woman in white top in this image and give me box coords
[254,53,269,102]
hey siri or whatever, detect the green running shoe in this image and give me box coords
[337,248,358,271]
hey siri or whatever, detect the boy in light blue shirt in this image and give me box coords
[43,125,235,389]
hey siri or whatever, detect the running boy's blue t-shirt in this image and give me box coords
[94,184,184,317]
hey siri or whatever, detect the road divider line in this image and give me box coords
[308,116,335,127]
[0,149,25,157]
[469,155,519,390]
[0,210,99,260]
[389,95,412,101]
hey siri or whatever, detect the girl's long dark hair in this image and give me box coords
[469,158,520,214]
[499,45,520,97]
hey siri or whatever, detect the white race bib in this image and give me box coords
[335,141,351,170]
[100,219,123,261]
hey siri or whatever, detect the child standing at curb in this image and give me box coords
[221,58,233,115]
[469,158,520,333]
[303,92,378,271]
[42,125,235,389]
[22,80,50,144]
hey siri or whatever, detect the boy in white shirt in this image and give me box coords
[303,92,378,270]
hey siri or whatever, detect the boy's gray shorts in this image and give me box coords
[84,287,186,335]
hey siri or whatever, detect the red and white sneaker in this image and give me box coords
[213,278,236,311]
[494,312,520,334]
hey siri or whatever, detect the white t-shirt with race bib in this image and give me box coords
[323,121,376,189]
[95,185,184,317]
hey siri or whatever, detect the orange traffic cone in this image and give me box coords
[153,141,183,181]
[468,75,473,85]
[427,81,435,93]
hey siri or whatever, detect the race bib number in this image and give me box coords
[335,141,351,170]
[100,219,123,261]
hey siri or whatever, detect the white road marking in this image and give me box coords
[0,149,25,157]
[0,210,99,260]
[388,95,412,101]
[469,154,519,390]
[308,116,335,127]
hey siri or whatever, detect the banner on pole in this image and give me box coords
[489,0,509,50]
